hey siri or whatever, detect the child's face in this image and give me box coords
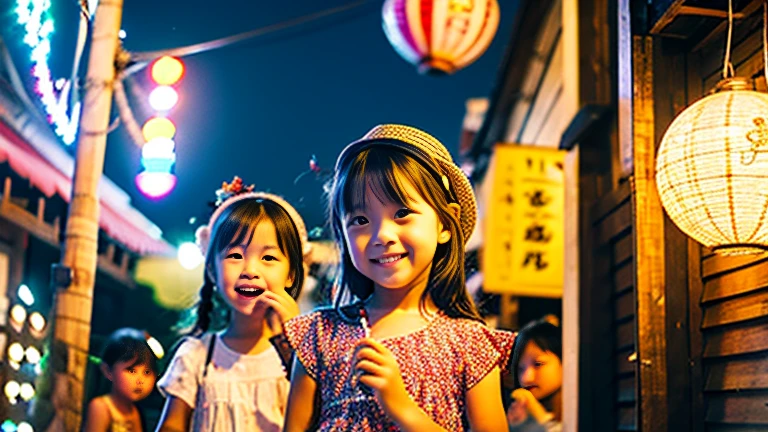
[214,219,294,317]
[107,359,156,402]
[517,341,562,400]
[342,179,451,292]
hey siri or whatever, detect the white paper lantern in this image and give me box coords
[656,78,768,255]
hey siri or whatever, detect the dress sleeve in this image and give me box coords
[156,336,205,409]
[283,310,324,380]
[462,323,516,389]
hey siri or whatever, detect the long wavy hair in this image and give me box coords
[329,146,482,322]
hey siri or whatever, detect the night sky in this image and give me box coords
[3,0,519,247]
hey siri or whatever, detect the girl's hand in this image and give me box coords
[354,338,413,419]
[256,289,300,325]
[511,388,553,424]
[506,398,529,426]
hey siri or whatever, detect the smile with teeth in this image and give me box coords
[371,253,408,264]
[235,287,265,298]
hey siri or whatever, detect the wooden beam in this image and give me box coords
[631,35,669,432]
[649,0,686,35]
[677,6,745,19]
[687,239,705,432]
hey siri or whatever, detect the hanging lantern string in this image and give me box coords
[723,0,734,79]
[763,0,767,87]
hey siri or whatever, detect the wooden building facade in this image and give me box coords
[473,0,768,430]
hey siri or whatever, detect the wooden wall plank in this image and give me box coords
[704,320,768,358]
[707,425,768,432]
[617,374,637,403]
[615,290,635,323]
[616,318,636,352]
[596,202,632,246]
[616,348,637,377]
[705,356,768,391]
[591,181,631,224]
[703,254,768,280]
[703,260,768,303]
[614,233,633,267]
[615,261,634,295]
[705,393,768,424]
[617,406,638,431]
[702,289,768,329]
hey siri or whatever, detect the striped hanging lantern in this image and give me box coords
[382,0,500,75]
[655,77,768,255]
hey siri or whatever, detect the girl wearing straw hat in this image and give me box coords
[283,125,515,431]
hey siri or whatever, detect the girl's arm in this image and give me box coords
[283,359,319,432]
[83,398,110,432]
[155,396,192,432]
[465,366,509,432]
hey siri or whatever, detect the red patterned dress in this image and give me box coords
[284,307,515,431]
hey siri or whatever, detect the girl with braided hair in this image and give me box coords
[156,177,309,431]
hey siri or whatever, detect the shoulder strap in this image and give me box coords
[101,395,122,421]
[202,333,216,378]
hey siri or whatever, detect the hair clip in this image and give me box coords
[215,176,255,206]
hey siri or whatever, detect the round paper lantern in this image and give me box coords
[382,0,500,75]
[656,77,768,255]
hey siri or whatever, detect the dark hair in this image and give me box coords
[189,197,305,335]
[101,328,158,375]
[329,146,482,322]
[511,320,562,388]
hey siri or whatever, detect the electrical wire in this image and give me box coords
[129,0,373,63]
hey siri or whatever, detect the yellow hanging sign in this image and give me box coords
[483,144,565,297]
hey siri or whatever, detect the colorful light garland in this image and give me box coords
[14,0,81,145]
[136,56,184,199]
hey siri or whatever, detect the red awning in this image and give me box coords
[0,119,173,255]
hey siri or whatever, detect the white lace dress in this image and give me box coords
[157,333,289,431]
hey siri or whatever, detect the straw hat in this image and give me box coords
[335,124,477,242]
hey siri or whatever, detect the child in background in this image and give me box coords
[155,178,309,431]
[84,328,158,431]
[283,124,515,431]
[507,319,562,432]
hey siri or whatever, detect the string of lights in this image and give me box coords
[13,0,83,145]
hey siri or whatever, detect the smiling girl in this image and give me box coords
[155,178,308,431]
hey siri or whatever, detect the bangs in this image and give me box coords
[210,203,268,255]
[338,148,427,216]
[123,350,156,373]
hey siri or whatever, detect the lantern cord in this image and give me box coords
[724,0,734,79]
[763,0,767,87]
[128,0,374,63]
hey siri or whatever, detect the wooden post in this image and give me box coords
[49,0,123,430]
[631,35,669,432]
